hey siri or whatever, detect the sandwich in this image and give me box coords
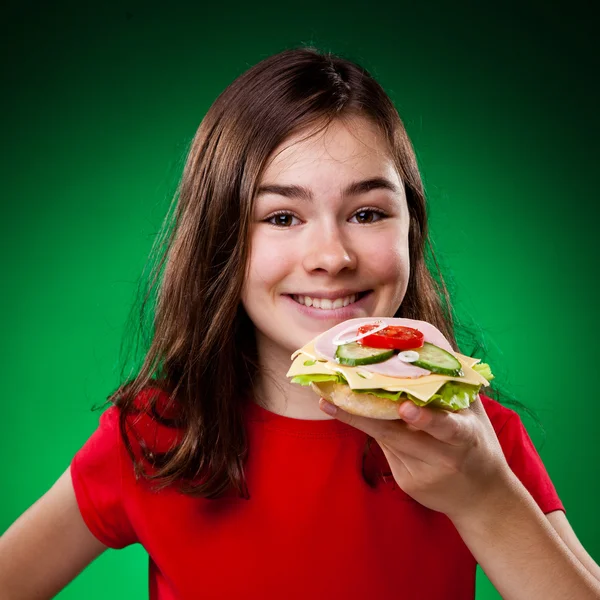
[286,317,494,419]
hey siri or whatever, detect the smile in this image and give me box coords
[291,291,370,310]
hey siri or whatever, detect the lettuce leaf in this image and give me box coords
[355,382,480,411]
[473,362,494,381]
[290,372,483,412]
[410,381,480,411]
[290,373,347,386]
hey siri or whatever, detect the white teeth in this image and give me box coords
[292,293,361,310]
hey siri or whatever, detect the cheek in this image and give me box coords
[362,232,410,283]
[243,233,297,299]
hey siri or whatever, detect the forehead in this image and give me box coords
[260,116,399,185]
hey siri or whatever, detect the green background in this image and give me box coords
[2,0,598,598]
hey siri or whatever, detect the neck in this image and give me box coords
[253,332,334,420]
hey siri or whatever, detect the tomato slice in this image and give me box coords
[356,325,424,350]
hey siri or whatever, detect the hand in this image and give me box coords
[319,395,513,520]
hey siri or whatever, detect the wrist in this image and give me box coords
[447,466,526,533]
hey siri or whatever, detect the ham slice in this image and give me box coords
[313,317,455,379]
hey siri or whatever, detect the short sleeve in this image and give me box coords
[496,411,565,515]
[70,406,138,549]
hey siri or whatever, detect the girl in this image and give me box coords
[1,47,599,600]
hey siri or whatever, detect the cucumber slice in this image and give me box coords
[412,342,464,376]
[335,342,394,366]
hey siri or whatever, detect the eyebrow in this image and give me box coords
[256,177,400,201]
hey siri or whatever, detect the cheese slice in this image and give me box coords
[285,357,337,377]
[287,340,490,402]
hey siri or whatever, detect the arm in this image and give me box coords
[0,466,108,600]
[450,471,600,600]
[318,396,600,599]
[546,510,600,582]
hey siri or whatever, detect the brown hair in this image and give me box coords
[108,46,459,499]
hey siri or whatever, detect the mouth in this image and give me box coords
[289,290,372,310]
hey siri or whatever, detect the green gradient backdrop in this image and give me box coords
[1,1,598,598]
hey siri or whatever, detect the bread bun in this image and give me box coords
[310,381,404,420]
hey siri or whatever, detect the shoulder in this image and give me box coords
[91,385,183,461]
[479,392,519,435]
[478,392,539,464]
[479,394,564,514]
[130,384,180,416]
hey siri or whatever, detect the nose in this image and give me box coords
[302,222,357,275]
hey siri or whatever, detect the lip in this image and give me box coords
[288,289,370,301]
[283,290,374,320]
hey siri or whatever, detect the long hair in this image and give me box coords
[107,47,485,499]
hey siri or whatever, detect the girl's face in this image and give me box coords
[242,116,410,355]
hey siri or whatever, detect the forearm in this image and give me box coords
[450,472,600,600]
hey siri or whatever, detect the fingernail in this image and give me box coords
[319,399,337,416]
[400,402,420,422]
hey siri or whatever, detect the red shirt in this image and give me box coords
[71,391,564,599]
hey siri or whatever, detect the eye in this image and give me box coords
[349,208,387,224]
[265,211,301,228]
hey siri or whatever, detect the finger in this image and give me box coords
[376,441,420,483]
[397,400,473,446]
[319,399,448,463]
[468,394,485,417]
[377,439,430,473]
[468,394,497,433]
